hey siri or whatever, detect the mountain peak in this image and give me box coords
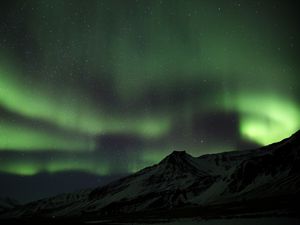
[167,150,189,159]
[170,150,187,156]
[159,150,191,165]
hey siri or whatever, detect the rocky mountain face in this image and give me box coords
[1,131,300,220]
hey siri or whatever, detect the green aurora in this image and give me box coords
[0,0,299,176]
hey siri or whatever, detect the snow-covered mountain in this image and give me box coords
[1,131,300,220]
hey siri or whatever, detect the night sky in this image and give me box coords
[0,0,300,201]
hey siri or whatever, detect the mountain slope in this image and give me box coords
[2,131,300,220]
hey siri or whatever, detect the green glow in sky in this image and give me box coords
[0,158,110,176]
[0,0,299,176]
[1,162,40,176]
[236,94,300,145]
[0,62,170,141]
[0,122,94,151]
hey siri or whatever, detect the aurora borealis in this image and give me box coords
[0,0,300,186]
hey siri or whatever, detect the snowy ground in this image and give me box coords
[86,217,300,225]
[136,218,300,225]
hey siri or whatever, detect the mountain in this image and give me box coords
[1,131,300,222]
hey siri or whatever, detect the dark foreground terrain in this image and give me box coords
[1,131,300,224]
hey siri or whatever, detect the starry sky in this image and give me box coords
[0,0,300,201]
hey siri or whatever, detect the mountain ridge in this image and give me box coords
[1,130,300,221]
